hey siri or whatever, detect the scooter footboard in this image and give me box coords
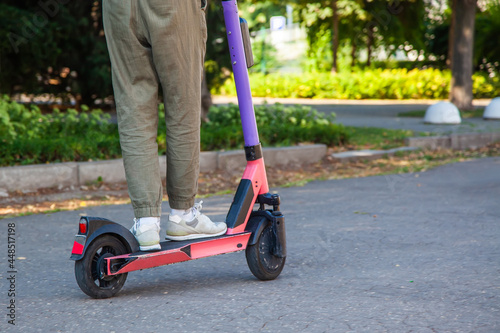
[105,233,252,275]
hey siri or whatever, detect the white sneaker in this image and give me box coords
[166,201,227,241]
[130,217,161,251]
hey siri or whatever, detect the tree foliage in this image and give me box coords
[0,1,111,104]
[1,0,499,103]
[293,0,426,71]
[474,2,500,75]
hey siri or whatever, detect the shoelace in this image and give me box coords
[193,200,203,212]
[188,201,204,219]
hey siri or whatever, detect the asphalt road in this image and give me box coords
[214,97,500,134]
[1,157,499,332]
[302,102,500,135]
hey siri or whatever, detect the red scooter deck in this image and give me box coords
[105,232,252,276]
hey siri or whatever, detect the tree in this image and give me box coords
[449,0,476,110]
[294,0,426,71]
[296,0,364,71]
[202,2,232,119]
[0,2,60,95]
[330,0,340,72]
[474,2,500,77]
[202,0,283,117]
[0,1,111,105]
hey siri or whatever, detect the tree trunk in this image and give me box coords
[447,0,457,68]
[366,24,374,67]
[331,0,339,73]
[350,41,357,68]
[201,68,212,122]
[449,0,476,110]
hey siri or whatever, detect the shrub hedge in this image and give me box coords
[0,96,121,166]
[218,69,500,100]
[201,103,348,151]
[0,97,348,166]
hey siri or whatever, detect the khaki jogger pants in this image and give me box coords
[103,0,207,217]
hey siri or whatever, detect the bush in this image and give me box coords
[201,103,348,150]
[0,98,348,166]
[0,96,121,166]
[472,72,500,98]
[217,69,500,100]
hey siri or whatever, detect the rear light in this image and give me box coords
[79,219,88,234]
[72,236,85,255]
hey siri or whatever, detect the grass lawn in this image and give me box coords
[398,109,485,119]
[344,127,414,150]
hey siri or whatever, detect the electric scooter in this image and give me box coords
[70,0,286,299]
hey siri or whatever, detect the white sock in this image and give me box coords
[138,217,160,226]
[171,208,195,221]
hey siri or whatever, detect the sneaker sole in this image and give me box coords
[139,243,161,251]
[165,228,227,241]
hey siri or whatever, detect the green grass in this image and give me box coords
[345,127,414,149]
[282,179,313,188]
[398,109,485,119]
[0,211,35,220]
[398,110,426,117]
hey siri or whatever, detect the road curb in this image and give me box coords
[0,144,327,192]
[1,131,498,193]
[406,132,500,150]
[331,147,419,163]
[331,132,500,163]
[217,145,327,172]
[0,162,78,193]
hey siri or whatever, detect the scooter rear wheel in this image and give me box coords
[75,234,128,299]
[246,224,286,280]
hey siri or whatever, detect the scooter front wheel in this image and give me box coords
[75,234,128,299]
[245,224,286,280]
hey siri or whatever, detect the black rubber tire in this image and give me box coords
[245,224,286,280]
[75,235,128,299]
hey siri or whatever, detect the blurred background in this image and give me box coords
[1,0,499,167]
[1,0,498,108]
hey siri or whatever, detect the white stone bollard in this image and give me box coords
[483,97,500,120]
[424,101,461,124]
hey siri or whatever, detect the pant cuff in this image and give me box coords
[168,197,195,210]
[133,206,162,219]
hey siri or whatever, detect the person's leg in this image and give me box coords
[103,0,162,250]
[140,0,206,210]
[140,0,226,240]
[103,0,163,218]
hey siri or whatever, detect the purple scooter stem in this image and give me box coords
[222,0,260,147]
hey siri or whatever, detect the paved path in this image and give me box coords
[1,157,499,332]
[213,97,500,135]
[313,103,500,135]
